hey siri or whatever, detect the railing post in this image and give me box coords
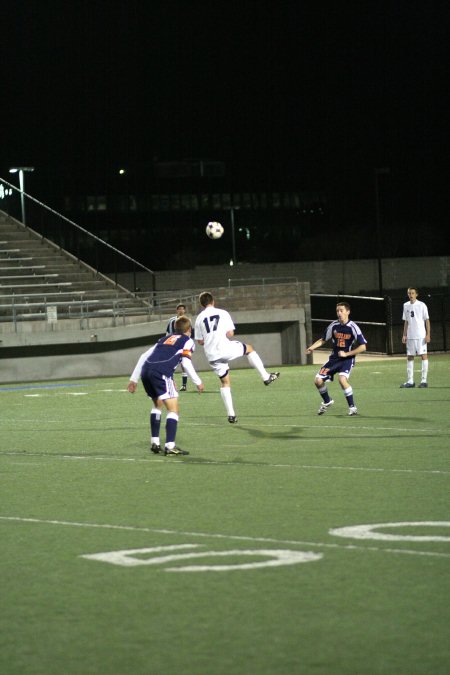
[384,296,393,355]
[442,294,447,352]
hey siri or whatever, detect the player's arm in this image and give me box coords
[339,343,366,358]
[127,345,155,392]
[181,356,204,392]
[402,320,408,344]
[425,318,431,343]
[305,338,325,354]
[226,330,234,338]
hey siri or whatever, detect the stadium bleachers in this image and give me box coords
[0,212,152,329]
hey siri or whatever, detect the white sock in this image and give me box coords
[407,361,414,383]
[421,359,429,382]
[220,386,235,416]
[247,351,269,380]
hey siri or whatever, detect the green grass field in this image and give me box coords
[1,355,449,675]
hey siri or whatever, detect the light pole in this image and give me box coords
[230,206,237,265]
[9,166,34,224]
[374,167,390,296]
[223,205,240,265]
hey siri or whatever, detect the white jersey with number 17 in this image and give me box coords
[194,306,235,361]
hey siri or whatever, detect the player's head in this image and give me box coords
[407,287,418,301]
[174,316,191,334]
[336,302,350,323]
[199,292,214,308]
[176,303,186,316]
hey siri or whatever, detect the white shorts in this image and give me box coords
[208,340,246,378]
[406,338,427,356]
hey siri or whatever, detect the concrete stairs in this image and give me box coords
[0,211,151,330]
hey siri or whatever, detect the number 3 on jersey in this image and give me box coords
[203,315,220,333]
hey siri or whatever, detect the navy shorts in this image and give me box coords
[141,368,178,401]
[316,356,354,382]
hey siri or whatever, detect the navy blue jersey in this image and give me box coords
[323,320,367,357]
[141,333,195,378]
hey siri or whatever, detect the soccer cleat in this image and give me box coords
[317,400,334,415]
[180,385,187,391]
[150,443,161,454]
[264,372,280,386]
[348,406,358,416]
[164,446,189,456]
[228,416,238,424]
[400,382,415,388]
[418,382,428,388]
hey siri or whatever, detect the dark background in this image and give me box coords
[1,1,448,267]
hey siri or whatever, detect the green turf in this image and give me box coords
[1,355,449,674]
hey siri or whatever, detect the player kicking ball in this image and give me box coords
[194,291,280,423]
[305,301,367,416]
[127,316,204,455]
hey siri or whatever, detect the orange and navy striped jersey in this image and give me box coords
[141,333,195,377]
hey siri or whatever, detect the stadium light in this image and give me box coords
[9,167,34,224]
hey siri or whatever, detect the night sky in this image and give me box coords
[2,0,448,228]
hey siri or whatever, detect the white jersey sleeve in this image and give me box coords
[129,345,155,382]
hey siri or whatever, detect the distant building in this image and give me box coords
[58,158,328,270]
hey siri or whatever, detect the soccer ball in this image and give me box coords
[206,221,224,239]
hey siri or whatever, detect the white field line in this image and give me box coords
[0,420,447,435]
[0,516,449,559]
[1,451,448,475]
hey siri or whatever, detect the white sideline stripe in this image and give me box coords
[1,451,448,475]
[1,416,447,436]
[1,516,448,559]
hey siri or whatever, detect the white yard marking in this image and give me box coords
[1,516,449,559]
[1,451,448,475]
[81,544,322,571]
[330,521,450,542]
[99,389,128,392]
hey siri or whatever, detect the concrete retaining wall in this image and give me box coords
[0,308,306,383]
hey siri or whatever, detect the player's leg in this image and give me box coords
[315,369,334,414]
[180,364,188,391]
[406,355,415,385]
[162,397,181,453]
[150,398,163,453]
[161,377,188,455]
[400,340,415,387]
[219,371,237,423]
[245,343,280,385]
[210,360,237,422]
[141,371,164,453]
[338,371,357,415]
[419,350,429,387]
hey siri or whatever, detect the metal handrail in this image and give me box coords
[0,176,156,293]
